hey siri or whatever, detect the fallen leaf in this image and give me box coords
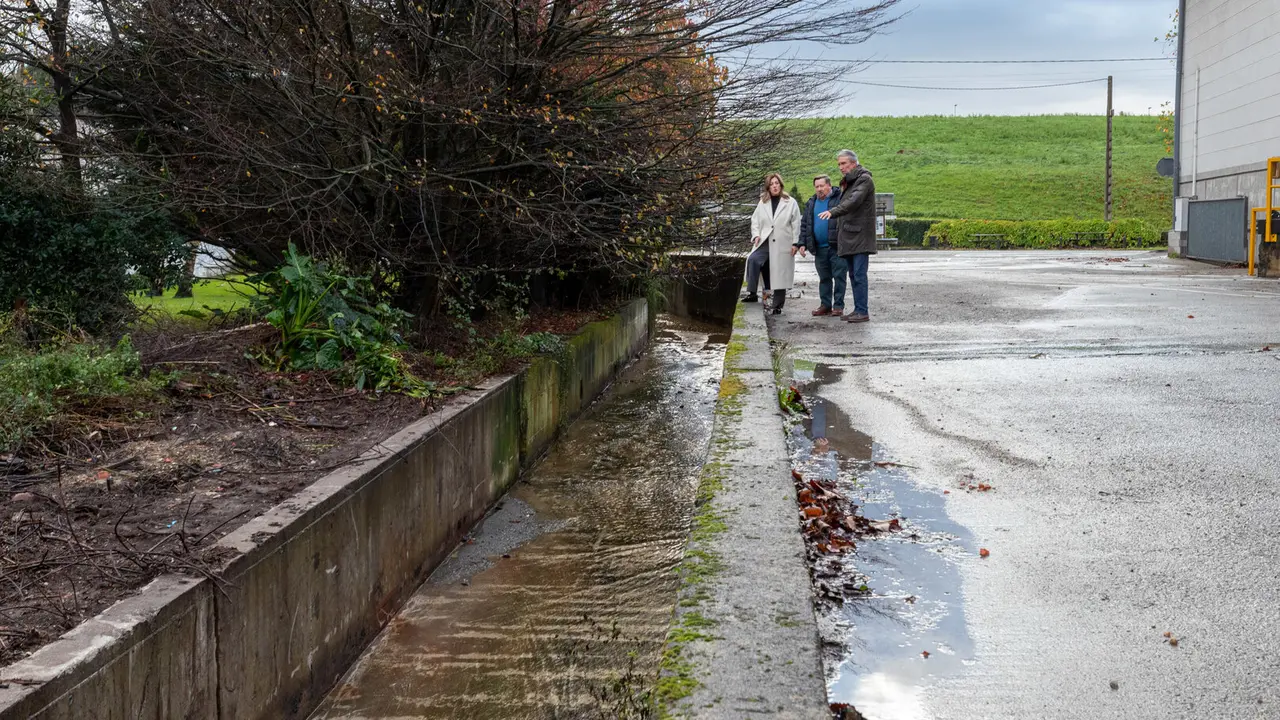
[96,470,111,481]
[1169,637,1179,647]
[979,548,991,558]
[1163,631,1172,638]
[1187,315,1195,319]
[921,650,930,659]
[792,469,804,482]
[803,506,823,518]
[943,490,951,495]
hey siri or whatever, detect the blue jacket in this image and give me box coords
[799,187,843,253]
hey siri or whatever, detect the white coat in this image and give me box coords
[747,195,800,291]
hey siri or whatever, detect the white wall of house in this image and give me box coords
[195,243,234,278]
[1177,0,1280,209]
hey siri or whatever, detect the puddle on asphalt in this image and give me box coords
[787,363,976,720]
[310,315,727,719]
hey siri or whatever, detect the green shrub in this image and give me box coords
[923,219,1163,248]
[0,334,155,453]
[0,179,187,332]
[253,245,428,394]
[886,218,946,246]
[430,330,565,383]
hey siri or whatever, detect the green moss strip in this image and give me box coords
[656,303,748,716]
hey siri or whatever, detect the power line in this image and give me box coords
[727,56,1169,65]
[835,77,1109,91]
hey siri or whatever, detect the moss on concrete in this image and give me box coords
[656,301,748,717]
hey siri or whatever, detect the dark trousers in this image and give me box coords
[813,245,848,311]
[840,252,870,315]
[746,244,785,309]
[746,244,770,295]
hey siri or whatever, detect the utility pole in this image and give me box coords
[1105,75,1114,222]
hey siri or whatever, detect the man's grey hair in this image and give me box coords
[813,174,832,185]
[837,149,859,164]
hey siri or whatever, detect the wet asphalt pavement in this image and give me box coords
[769,250,1280,720]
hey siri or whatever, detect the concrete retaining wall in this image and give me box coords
[665,254,747,326]
[0,300,649,720]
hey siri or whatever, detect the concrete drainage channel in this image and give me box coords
[0,258,785,720]
[310,313,732,718]
[1,257,906,719]
[0,300,654,720]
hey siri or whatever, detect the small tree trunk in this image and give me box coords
[49,0,83,190]
[175,243,198,298]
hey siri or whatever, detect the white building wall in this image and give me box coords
[1178,0,1280,208]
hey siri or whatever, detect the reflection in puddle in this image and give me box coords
[788,363,975,720]
[311,315,728,719]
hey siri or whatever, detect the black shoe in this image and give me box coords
[742,295,759,303]
[771,307,783,315]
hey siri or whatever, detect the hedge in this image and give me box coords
[886,218,946,246]
[923,219,1164,249]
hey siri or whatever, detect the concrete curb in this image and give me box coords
[0,300,650,720]
[665,295,828,718]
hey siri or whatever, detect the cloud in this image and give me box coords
[773,0,1177,116]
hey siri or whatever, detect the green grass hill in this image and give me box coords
[779,115,1172,226]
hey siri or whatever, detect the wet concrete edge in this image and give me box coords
[663,295,829,719]
[0,300,651,720]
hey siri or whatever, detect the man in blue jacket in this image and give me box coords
[794,174,847,316]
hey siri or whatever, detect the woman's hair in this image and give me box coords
[760,172,790,203]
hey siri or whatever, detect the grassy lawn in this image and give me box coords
[779,115,1172,225]
[132,277,257,318]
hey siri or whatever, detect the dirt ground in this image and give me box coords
[0,308,608,665]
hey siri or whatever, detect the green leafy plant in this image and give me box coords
[430,330,565,383]
[253,245,428,394]
[0,329,157,454]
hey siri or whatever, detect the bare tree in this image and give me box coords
[11,0,899,321]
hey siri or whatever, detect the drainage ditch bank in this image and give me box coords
[310,314,730,718]
[0,301,649,720]
[661,296,829,718]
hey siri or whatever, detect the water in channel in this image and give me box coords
[310,315,728,719]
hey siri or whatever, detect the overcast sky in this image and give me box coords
[757,0,1178,117]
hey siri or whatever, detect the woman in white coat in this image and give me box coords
[744,172,801,314]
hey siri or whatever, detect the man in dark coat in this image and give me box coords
[794,175,846,316]
[819,149,876,323]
